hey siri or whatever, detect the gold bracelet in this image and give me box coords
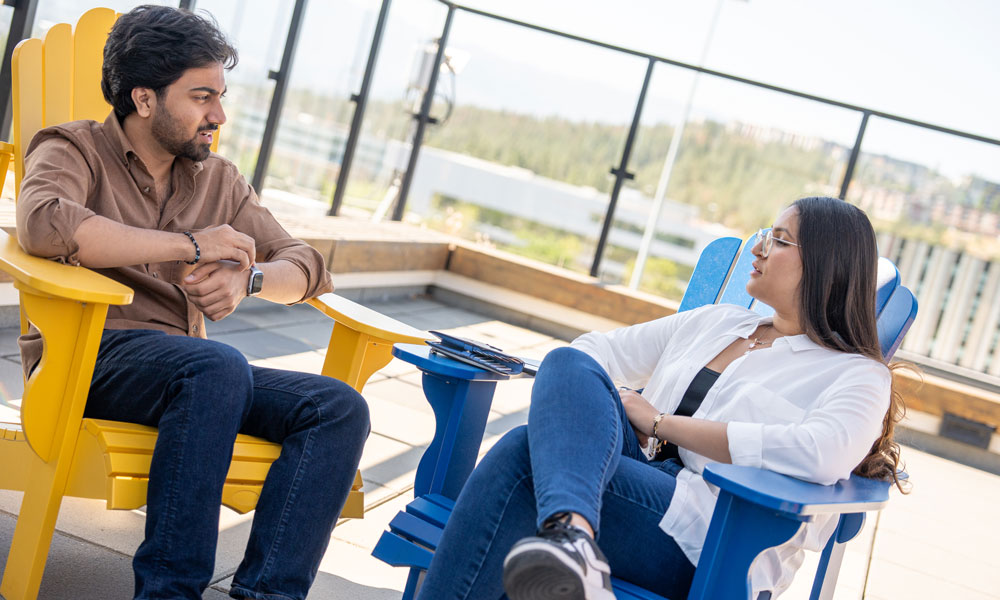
[652,412,666,441]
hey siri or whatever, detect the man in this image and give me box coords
[15,6,369,600]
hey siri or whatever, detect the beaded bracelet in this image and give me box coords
[182,231,200,265]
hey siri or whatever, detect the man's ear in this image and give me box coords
[131,87,156,118]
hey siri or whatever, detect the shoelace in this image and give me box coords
[540,513,586,544]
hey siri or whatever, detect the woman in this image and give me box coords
[415,197,906,600]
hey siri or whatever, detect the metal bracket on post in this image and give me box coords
[390,5,454,222]
[250,0,309,194]
[590,58,654,278]
[839,111,870,200]
[329,0,393,216]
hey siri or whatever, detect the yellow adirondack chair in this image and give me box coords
[0,8,429,600]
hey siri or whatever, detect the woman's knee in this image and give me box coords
[537,346,610,384]
[538,346,593,371]
[532,347,616,410]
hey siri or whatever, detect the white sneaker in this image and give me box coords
[502,514,615,600]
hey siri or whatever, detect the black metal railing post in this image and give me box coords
[178,0,196,10]
[250,0,308,193]
[590,58,655,278]
[391,4,454,222]
[328,0,392,216]
[839,111,870,200]
[0,0,40,142]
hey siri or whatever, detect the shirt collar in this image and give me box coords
[736,313,818,353]
[103,112,134,167]
[102,112,205,176]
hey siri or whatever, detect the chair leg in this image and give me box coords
[401,568,423,600]
[0,456,70,600]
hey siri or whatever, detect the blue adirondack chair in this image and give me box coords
[373,232,918,600]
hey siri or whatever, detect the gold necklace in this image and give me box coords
[743,338,774,355]
[744,326,776,355]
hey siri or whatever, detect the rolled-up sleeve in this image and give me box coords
[16,133,97,264]
[727,360,891,485]
[229,176,333,302]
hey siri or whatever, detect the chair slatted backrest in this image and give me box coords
[12,7,219,196]
[12,8,117,195]
[679,232,918,360]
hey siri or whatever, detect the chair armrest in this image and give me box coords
[0,230,132,305]
[307,292,430,344]
[0,141,13,193]
[702,463,891,518]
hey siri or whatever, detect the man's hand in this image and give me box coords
[192,225,256,269]
[620,388,658,447]
[182,260,248,321]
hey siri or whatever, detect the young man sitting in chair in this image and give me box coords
[15,6,369,600]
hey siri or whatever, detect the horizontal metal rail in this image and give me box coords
[438,0,1000,148]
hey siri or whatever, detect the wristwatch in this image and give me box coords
[246,265,264,297]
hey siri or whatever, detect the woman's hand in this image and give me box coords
[619,388,660,446]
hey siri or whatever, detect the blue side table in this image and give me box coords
[392,343,516,500]
[375,343,525,599]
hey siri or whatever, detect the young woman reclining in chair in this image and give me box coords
[414,196,907,600]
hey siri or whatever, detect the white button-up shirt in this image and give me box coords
[570,303,891,597]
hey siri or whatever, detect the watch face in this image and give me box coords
[249,268,264,296]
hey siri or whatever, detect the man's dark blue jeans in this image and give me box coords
[82,329,370,600]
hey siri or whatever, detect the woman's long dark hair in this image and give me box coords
[793,197,907,491]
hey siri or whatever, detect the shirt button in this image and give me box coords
[193,324,199,334]
[152,271,159,278]
[143,186,151,193]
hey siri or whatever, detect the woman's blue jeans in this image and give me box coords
[82,329,370,600]
[416,346,695,600]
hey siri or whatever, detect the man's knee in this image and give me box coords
[187,341,251,382]
[315,380,370,438]
[177,340,253,415]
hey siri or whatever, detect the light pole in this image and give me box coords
[629,0,732,290]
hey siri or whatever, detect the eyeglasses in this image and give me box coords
[755,229,800,258]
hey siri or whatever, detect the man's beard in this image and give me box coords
[151,105,215,162]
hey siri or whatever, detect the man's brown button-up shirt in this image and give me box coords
[16,113,333,370]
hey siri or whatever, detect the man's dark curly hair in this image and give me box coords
[101,5,238,120]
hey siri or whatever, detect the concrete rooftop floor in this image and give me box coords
[0,295,998,599]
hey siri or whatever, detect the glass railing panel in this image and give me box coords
[23,1,290,179]
[846,117,1000,376]
[396,8,649,275]
[31,0,175,38]
[337,0,447,219]
[259,0,383,216]
[0,3,14,149]
[197,0,294,176]
[615,69,859,298]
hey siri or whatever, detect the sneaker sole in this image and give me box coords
[503,545,614,600]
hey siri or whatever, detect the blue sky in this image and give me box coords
[25,0,1000,181]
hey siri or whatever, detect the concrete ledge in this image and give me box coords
[898,410,1000,475]
[327,269,624,340]
[896,369,1000,435]
[446,243,678,325]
